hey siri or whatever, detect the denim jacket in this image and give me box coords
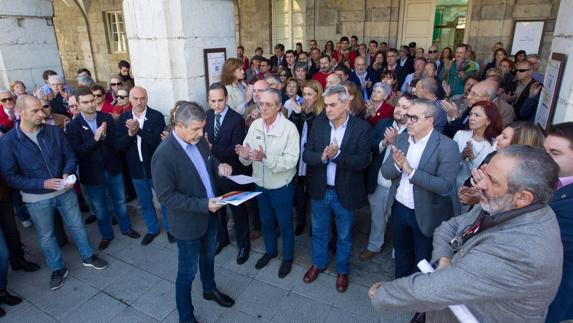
[0,123,77,194]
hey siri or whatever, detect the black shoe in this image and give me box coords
[0,289,22,306]
[141,233,157,246]
[236,248,249,265]
[50,268,69,291]
[295,224,305,236]
[255,253,275,270]
[278,260,292,278]
[411,312,426,323]
[167,233,175,244]
[112,217,118,225]
[124,230,141,239]
[203,289,235,308]
[82,254,108,270]
[11,260,40,272]
[98,239,111,251]
[215,241,229,255]
[84,214,97,225]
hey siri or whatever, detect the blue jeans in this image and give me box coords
[132,178,168,235]
[175,215,217,323]
[0,229,8,289]
[311,189,355,274]
[83,171,133,240]
[391,201,433,278]
[256,182,294,260]
[25,190,93,271]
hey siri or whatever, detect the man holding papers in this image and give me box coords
[152,102,235,323]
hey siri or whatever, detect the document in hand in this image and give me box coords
[216,191,262,206]
[225,175,261,185]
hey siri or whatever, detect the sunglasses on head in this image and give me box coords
[515,68,530,73]
[0,97,14,103]
[110,82,123,86]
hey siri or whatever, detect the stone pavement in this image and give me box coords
[3,202,413,322]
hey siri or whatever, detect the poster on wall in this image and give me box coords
[535,53,566,130]
[510,20,545,55]
[204,48,227,93]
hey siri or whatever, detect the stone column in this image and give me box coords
[0,0,63,91]
[123,0,236,115]
[550,0,573,123]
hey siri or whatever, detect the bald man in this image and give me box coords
[116,86,169,246]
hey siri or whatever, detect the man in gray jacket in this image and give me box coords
[370,145,564,323]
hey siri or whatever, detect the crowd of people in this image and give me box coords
[0,36,570,323]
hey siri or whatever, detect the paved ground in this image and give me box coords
[4,201,413,322]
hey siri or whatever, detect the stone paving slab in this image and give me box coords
[4,206,412,323]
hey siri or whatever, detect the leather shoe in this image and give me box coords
[294,224,305,236]
[236,248,249,265]
[141,233,157,246]
[249,230,262,240]
[303,265,324,283]
[359,250,378,261]
[98,239,111,251]
[203,289,234,308]
[215,241,229,255]
[278,260,292,278]
[0,289,22,306]
[336,273,349,293]
[255,253,275,269]
[124,230,141,239]
[11,260,40,272]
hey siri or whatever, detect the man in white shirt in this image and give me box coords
[381,99,460,278]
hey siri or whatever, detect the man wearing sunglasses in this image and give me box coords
[427,45,440,69]
[509,60,539,121]
[0,90,16,134]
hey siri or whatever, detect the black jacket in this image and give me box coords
[66,112,123,185]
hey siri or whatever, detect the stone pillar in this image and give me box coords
[550,0,573,123]
[0,0,63,91]
[123,0,236,115]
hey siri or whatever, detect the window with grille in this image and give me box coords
[272,0,305,51]
[105,11,128,53]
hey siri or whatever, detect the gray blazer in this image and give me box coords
[382,130,460,237]
[371,205,564,323]
[151,134,221,240]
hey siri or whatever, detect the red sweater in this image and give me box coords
[0,106,15,133]
[368,102,394,126]
[100,101,114,114]
[312,71,332,89]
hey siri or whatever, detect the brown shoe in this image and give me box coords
[303,265,324,283]
[249,230,262,240]
[336,273,349,293]
[359,250,378,261]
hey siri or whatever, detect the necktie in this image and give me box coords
[214,113,221,139]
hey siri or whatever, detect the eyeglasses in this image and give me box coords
[117,95,128,99]
[93,94,104,97]
[515,68,530,73]
[404,114,429,123]
[0,97,14,103]
[110,82,123,86]
[428,50,438,53]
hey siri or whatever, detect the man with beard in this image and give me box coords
[118,60,135,91]
[370,145,564,323]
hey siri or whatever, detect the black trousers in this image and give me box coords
[294,175,309,227]
[217,204,250,250]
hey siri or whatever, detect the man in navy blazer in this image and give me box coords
[302,85,372,293]
[67,87,140,250]
[204,83,251,264]
[545,122,573,322]
[115,86,168,246]
[382,98,460,278]
[152,102,235,323]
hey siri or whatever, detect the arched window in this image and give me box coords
[272,0,305,50]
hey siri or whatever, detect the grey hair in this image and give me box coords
[174,101,206,126]
[77,74,95,86]
[323,84,350,103]
[528,54,540,60]
[0,88,12,96]
[484,85,497,100]
[47,74,64,84]
[265,76,281,85]
[372,82,392,97]
[418,77,437,95]
[498,145,559,205]
[412,98,437,118]
[261,88,283,107]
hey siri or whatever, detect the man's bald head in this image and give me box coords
[129,86,148,111]
[129,86,147,97]
[465,81,494,107]
[15,95,39,112]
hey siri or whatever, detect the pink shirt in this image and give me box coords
[558,176,573,189]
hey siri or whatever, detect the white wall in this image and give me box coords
[0,0,63,91]
[549,0,573,123]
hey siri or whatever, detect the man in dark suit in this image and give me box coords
[204,83,250,265]
[115,86,169,245]
[302,85,372,293]
[67,87,140,250]
[545,122,573,322]
[382,98,460,278]
[269,43,288,72]
[152,102,235,323]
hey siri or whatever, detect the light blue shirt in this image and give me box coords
[172,131,215,198]
[326,114,349,186]
[81,112,97,134]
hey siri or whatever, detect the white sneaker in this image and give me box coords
[21,220,33,228]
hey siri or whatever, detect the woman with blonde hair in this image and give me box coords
[222,58,252,115]
[289,80,324,235]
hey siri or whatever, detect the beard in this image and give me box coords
[480,192,515,215]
